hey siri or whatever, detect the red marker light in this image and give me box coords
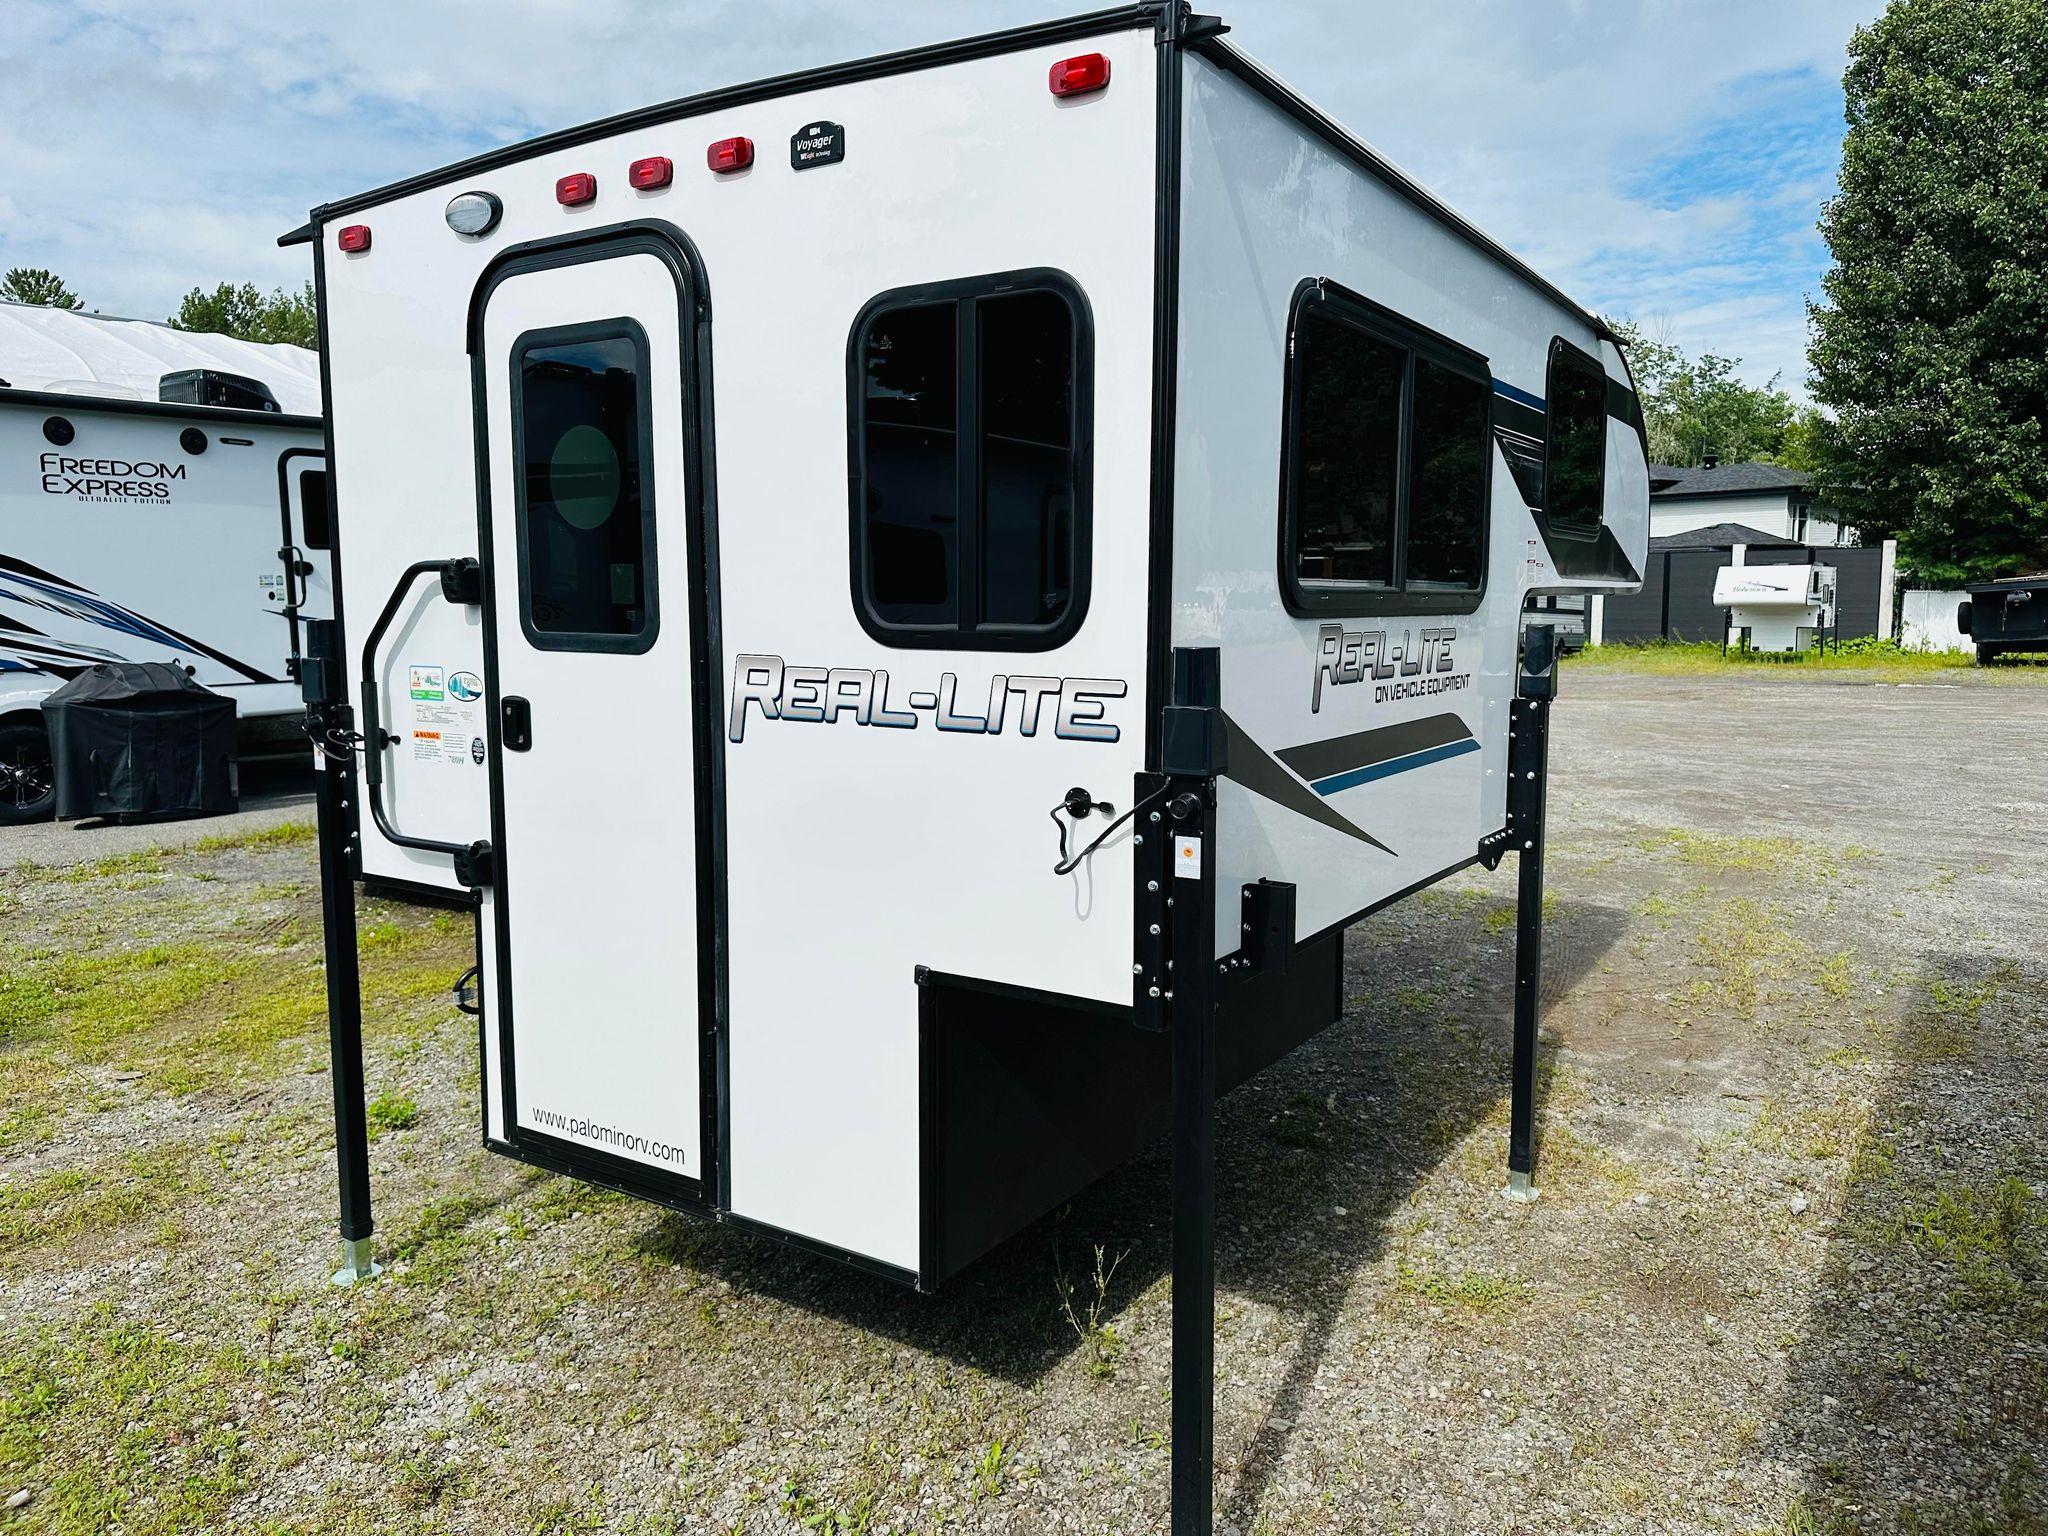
[1048,53,1111,97]
[706,136,754,174]
[555,172,597,206]
[629,156,673,190]
[336,224,372,253]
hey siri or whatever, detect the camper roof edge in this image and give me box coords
[0,385,322,431]
[290,3,1166,230]
[1187,37,1613,341]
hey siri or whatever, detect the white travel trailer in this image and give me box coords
[0,303,329,821]
[1713,562,1837,653]
[286,8,1648,1527]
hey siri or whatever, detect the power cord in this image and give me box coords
[1051,783,1170,876]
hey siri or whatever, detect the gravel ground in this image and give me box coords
[1,666,2043,1535]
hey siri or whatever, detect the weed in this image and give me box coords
[1055,1233,1128,1379]
[1892,1175,2035,1308]
[367,1090,421,1137]
[1393,1259,1524,1313]
[972,1437,1008,1500]
[192,821,315,853]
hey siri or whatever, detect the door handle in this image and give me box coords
[502,696,532,752]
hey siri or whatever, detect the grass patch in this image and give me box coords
[0,1145,206,1256]
[0,1304,256,1536]
[1642,828,1850,881]
[366,1090,420,1138]
[1687,897,1816,1021]
[1568,639,2048,683]
[191,820,315,853]
[1393,1259,1525,1313]
[1892,1175,2036,1309]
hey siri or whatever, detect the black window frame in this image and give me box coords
[1541,335,1609,539]
[507,316,661,656]
[846,267,1093,652]
[1277,279,1492,620]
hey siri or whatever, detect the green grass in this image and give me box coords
[192,820,315,853]
[366,1090,421,1137]
[1568,638,2048,682]
[1892,1176,2036,1308]
[1393,1259,1525,1313]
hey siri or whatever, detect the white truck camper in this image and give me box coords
[1713,562,1838,653]
[285,9,1649,1527]
[0,303,330,821]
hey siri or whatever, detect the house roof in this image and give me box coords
[1648,461,1814,499]
[0,301,322,415]
[1649,522,1790,551]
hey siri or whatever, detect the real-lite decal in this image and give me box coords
[729,654,1126,744]
[1312,622,1469,711]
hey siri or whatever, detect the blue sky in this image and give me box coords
[0,0,1879,398]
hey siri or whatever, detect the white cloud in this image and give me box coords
[1,0,1878,388]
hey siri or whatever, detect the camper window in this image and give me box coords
[1544,339,1607,532]
[1281,283,1489,616]
[850,270,1090,649]
[510,320,658,652]
[298,469,332,551]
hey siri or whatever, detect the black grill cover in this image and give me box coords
[43,662,237,821]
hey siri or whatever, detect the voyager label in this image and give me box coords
[729,653,1125,744]
[1312,622,1464,712]
[790,120,845,169]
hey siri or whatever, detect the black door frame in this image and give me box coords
[466,220,726,1213]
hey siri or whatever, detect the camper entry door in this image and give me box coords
[473,238,713,1203]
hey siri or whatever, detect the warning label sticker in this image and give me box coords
[404,661,481,766]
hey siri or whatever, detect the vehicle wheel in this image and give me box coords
[0,718,56,823]
[1977,644,2001,666]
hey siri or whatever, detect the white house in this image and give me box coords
[1648,457,1845,547]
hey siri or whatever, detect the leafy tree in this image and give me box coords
[1610,320,1799,468]
[2,267,84,309]
[1808,0,2048,584]
[168,281,318,349]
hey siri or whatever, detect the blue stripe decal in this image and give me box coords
[1311,737,1481,797]
[1493,379,1545,412]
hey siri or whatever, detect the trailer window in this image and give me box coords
[1281,282,1489,615]
[511,323,656,649]
[851,270,1091,649]
[1545,340,1608,532]
[297,469,331,551]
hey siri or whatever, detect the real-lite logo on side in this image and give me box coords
[729,654,1125,743]
[1313,623,1469,711]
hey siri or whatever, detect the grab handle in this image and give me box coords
[360,559,482,868]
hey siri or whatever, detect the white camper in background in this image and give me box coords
[286,8,1649,1528]
[0,303,329,821]
[1714,562,1837,652]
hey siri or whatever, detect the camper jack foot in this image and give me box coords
[331,1235,382,1288]
[1503,1169,1539,1204]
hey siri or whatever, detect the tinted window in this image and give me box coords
[1291,307,1401,589]
[860,301,957,627]
[1405,358,1488,588]
[853,273,1089,646]
[978,289,1075,628]
[515,328,652,642]
[1282,284,1491,612]
[1546,344,1608,530]
[298,468,331,551]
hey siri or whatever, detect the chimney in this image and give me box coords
[1703,451,1721,470]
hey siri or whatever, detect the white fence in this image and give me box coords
[1899,589,1970,653]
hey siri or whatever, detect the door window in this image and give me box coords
[510,321,658,651]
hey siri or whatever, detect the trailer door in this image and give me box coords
[472,234,714,1201]
[278,449,335,634]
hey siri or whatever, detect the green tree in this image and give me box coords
[2,267,84,309]
[1808,0,2048,584]
[168,280,318,349]
[1610,320,1799,467]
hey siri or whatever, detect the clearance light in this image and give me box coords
[337,224,372,253]
[629,155,674,189]
[1048,52,1111,97]
[556,172,598,206]
[445,191,503,237]
[706,136,754,174]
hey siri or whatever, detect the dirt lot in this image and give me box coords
[2,667,2043,1535]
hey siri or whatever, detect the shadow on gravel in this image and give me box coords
[628,894,1627,1497]
[1773,952,2048,1533]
